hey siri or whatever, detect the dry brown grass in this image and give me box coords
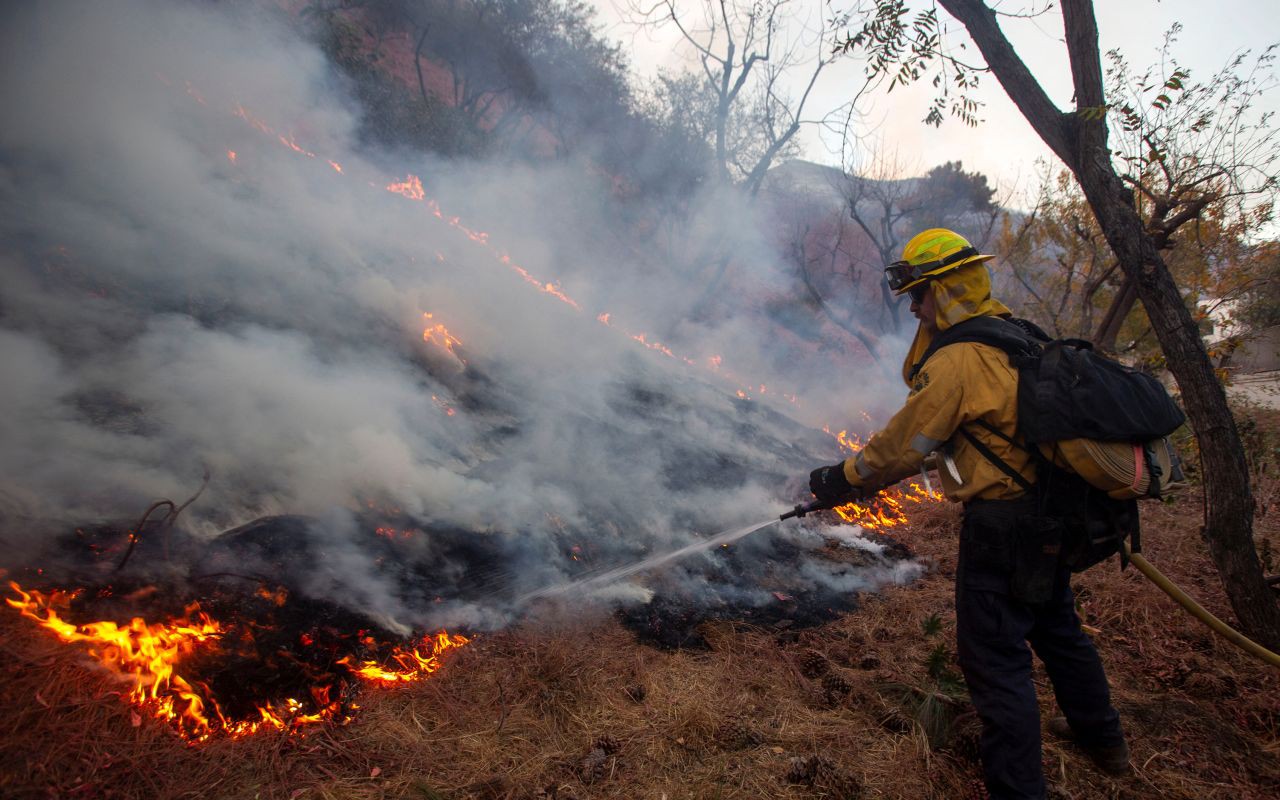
[3,485,1279,799]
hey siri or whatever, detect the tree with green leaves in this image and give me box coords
[1091,30,1278,351]
[993,167,1121,341]
[994,164,1267,366]
[838,0,1280,648]
[903,160,998,234]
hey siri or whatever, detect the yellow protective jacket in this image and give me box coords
[840,263,1035,503]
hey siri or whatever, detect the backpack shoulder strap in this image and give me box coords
[970,417,1032,453]
[957,425,1036,495]
[1008,317,1052,343]
[907,316,1043,382]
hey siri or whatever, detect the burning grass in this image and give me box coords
[4,578,470,744]
[3,482,1279,798]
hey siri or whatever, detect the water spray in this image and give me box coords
[519,493,863,603]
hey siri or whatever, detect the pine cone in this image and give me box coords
[813,760,865,799]
[623,683,646,703]
[946,711,982,763]
[876,705,913,734]
[799,649,829,678]
[961,777,990,800]
[857,654,881,670]
[821,671,852,703]
[593,734,620,755]
[785,754,825,785]
[577,748,608,783]
[714,718,761,750]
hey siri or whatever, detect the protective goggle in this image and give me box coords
[884,246,979,293]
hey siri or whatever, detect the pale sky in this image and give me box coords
[591,0,1280,203]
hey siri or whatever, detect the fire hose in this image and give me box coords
[1121,543,1280,669]
[780,498,1280,670]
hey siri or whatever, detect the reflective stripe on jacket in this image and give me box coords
[841,337,1034,503]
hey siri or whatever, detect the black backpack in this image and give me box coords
[911,315,1187,571]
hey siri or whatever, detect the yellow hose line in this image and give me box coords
[1122,543,1280,670]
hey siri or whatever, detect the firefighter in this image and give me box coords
[807,228,1130,799]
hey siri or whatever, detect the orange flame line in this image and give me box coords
[208,84,898,443]
[6,581,470,741]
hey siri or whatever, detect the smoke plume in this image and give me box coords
[0,0,916,631]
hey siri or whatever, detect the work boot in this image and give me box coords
[1046,716,1132,777]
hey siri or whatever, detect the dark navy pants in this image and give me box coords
[957,503,1123,800]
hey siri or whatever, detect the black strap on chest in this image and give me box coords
[958,422,1036,495]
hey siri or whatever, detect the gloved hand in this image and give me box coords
[809,462,855,505]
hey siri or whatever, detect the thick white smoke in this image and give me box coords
[0,0,914,629]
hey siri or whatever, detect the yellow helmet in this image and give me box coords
[885,228,995,295]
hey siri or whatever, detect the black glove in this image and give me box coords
[809,462,854,504]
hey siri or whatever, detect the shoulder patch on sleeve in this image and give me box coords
[910,342,969,395]
[910,369,931,395]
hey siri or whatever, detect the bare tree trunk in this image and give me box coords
[413,26,432,106]
[939,0,1280,648]
[1093,273,1138,352]
[789,225,884,363]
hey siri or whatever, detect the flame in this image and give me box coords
[215,89,813,407]
[233,103,273,134]
[7,581,238,741]
[6,581,469,741]
[226,150,236,164]
[203,81,912,481]
[278,134,316,158]
[387,174,425,201]
[337,632,470,683]
[422,313,463,355]
[630,332,676,359]
[823,427,864,455]
[431,395,457,416]
[507,263,579,309]
[375,526,418,539]
[830,482,944,531]
[254,585,289,607]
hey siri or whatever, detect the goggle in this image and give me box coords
[884,246,980,293]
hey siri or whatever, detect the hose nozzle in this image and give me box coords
[780,498,835,521]
[781,489,872,521]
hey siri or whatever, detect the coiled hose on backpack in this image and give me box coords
[1122,543,1280,669]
